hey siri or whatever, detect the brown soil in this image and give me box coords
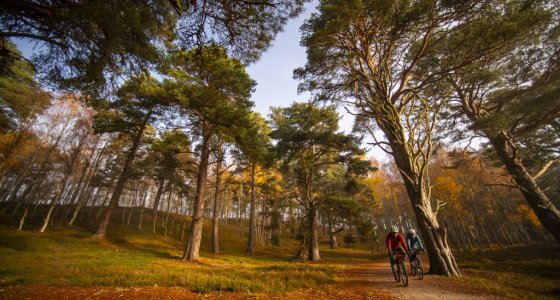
[340,257,507,300]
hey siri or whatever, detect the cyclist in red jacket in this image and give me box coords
[386,225,409,267]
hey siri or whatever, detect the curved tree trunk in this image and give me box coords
[183,128,211,261]
[94,112,150,239]
[382,121,461,276]
[488,132,560,243]
[152,179,166,214]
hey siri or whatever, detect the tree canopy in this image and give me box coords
[1,0,308,91]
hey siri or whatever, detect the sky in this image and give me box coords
[13,1,387,162]
[246,2,315,117]
[247,1,354,132]
[246,1,386,161]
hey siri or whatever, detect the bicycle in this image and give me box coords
[409,249,424,280]
[390,250,408,287]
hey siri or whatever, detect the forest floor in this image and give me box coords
[0,257,507,300]
[1,212,558,300]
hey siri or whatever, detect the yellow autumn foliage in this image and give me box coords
[513,204,542,228]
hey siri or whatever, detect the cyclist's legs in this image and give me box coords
[409,251,416,268]
[393,247,406,263]
[394,246,406,256]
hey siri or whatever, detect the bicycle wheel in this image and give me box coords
[410,261,417,276]
[391,263,400,281]
[398,260,408,287]
[417,258,424,280]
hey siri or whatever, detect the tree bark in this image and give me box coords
[296,175,321,261]
[211,144,223,254]
[381,119,460,276]
[152,179,166,214]
[94,112,151,239]
[488,132,560,243]
[308,204,320,261]
[69,146,103,226]
[65,136,100,224]
[183,127,211,261]
[40,164,73,233]
[328,215,343,249]
[247,162,257,254]
[138,185,149,230]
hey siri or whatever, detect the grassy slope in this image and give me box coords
[454,243,560,300]
[1,208,559,299]
[0,208,377,294]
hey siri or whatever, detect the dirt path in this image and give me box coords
[339,259,506,300]
[0,258,506,299]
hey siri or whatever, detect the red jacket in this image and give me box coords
[386,232,408,252]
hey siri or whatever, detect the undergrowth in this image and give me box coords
[455,243,560,300]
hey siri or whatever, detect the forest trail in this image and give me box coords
[0,257,507,300]
[336,258,506,300]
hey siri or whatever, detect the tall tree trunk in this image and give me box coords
[269,200,281,246]
[294,222,309,261]
[40,171,72,233]
[94,113,150,239]
[163,190,173,236]
[96,187,112,219]
[138,186,149,230]
[382,121,460,276]
[488,132,560,243]
[18,205,29,231]
[212,145,223,254]
[152,179,166,214]
[237,180,244,236]
[296,176,321,262]
[183,128,211,261]
[69,150,103,226]
[327,215,341,249]
[41,130,88,232]
[64,144,97,218]
[308,204,320,261]
[247,162,257,254]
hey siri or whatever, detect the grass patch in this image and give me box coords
[455,243,560,300]
[0,226,340,294]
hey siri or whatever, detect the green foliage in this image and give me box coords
[1,0,307,91]
[164,45,262,155]
[2,0,176,91]
[270,102,368,179]
[91,74,171,136]
[175,0,309,63]
[149,129,192,187]
[429,0,560,164]
[0,42,50,132]
[270,101,371,213]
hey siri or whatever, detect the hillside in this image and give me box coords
[0,207,559,299]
